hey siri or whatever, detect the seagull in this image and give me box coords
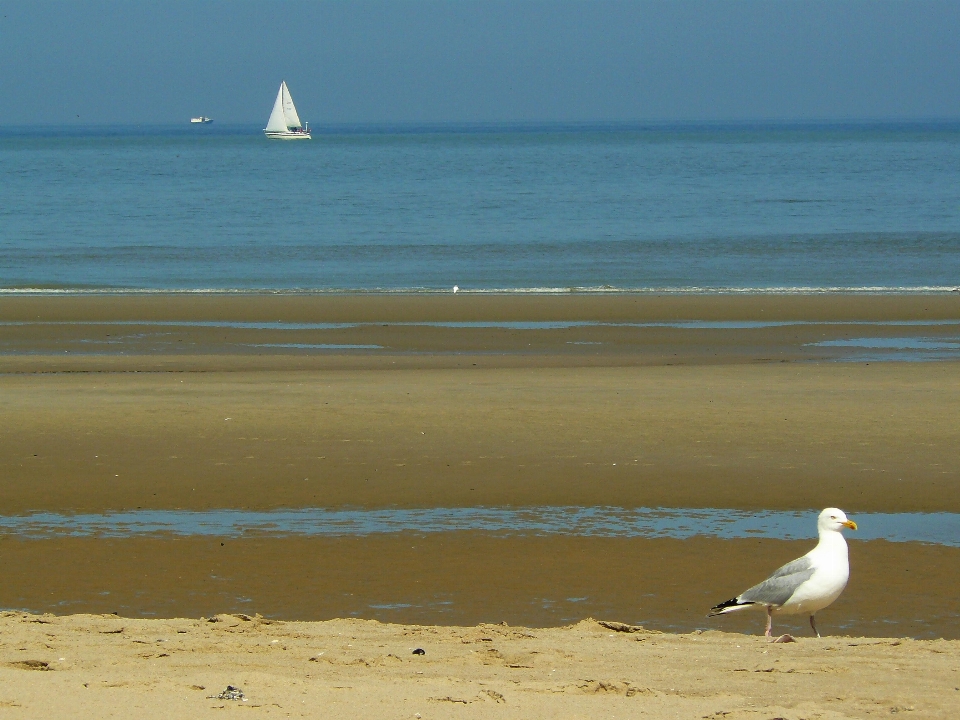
[708,507,857,638]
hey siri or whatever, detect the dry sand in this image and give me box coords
[1,613,957,719]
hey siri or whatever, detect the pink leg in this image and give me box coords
[765,606,773,637]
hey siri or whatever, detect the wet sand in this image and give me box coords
[3,365,959,514]
[1,535,958,639]
[3,291,959,324]
[1,614,957,719]
[1,292,960,371]
[1,293,959,643]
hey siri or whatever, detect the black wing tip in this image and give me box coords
[708,597,754,616]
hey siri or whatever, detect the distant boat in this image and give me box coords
[263,81,311,140]
[190,117,213,124]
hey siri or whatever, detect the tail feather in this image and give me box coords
[708,597,755,617]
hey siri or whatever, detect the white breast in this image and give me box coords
[779,533,850,615]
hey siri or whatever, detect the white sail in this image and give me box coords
[264,85,289,132]
[281,81,303,129]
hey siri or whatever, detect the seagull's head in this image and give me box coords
[819,507,857,533]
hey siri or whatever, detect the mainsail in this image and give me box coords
[281,82,303,129]
[265,81,303,132]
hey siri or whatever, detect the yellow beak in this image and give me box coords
[842,519,858,530]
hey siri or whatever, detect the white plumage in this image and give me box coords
[709,507,857,638]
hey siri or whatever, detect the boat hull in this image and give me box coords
[264,130,311,140]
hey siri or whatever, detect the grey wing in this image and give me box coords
[739,556,815,607]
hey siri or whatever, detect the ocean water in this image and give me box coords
[2,122,960,292]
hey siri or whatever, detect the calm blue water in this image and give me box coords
[1,507,956,546]
[2,123,960,292]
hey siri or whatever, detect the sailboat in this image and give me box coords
[263,81,311,140]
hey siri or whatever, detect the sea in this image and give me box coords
[2,122,960,293]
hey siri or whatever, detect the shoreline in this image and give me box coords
[3,290,959,319]
[4,286,960,293]
[1,291,957,371]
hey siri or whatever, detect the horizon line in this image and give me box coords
[3,117,960,134]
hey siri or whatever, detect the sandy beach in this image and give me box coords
[1,613,958,719]
[1,293,959,715]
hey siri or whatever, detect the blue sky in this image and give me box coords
[1,1,959,125]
